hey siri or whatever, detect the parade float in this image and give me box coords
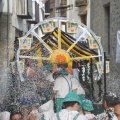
[10,17,110,114]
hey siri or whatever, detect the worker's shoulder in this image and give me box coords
[77,114,88,120]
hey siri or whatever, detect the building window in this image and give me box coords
[80,14,87,25]
[79,10,87,25]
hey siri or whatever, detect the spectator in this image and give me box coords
[82,99,96,120]
[53,67,85,112]
[10,111,22,120]
[114,101,120,120]
[21,106,29,120]
[51,92,87,120]
[29,110,41,120]
[96,92,119,120]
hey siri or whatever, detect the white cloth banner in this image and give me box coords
[116,30,120,63]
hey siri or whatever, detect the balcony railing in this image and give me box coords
[55,0,73,17]
[56,4,73,13]
[75,0,87,7]
[16,0,32,19]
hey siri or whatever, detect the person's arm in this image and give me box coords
[72,77,85,95]
[71,77,79,91]
[53,78,61,92]
[50,90,57,99]
[78,84,85,95]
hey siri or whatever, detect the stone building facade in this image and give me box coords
[49,0,90,27]
[90,0,120,94]
[0,0,14,104]
[0,0,43,105]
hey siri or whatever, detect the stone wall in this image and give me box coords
[0,13,12,104]
[90,0,120,95]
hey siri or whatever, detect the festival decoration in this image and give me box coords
[96,61,110,74]
[10,60,24,74]
[10,61,16,74]
[79,60,91,82]
[88,36,101,49]
[16,17,105,104]
[41,21,54,33]
[50,49,71,64]
[19,60,25,73]
[66,21,78,34]
[18,37,32,50]
[35,48,43,67]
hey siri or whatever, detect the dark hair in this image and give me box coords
[62,101,79,109]
[103,92,119,107]
[10,111,22,120]
[114,97,120,106]
[53,72,61,79]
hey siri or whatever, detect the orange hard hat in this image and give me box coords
[55,54,66,63]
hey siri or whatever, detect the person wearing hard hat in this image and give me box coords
[82,99,96,120]
[68,68,85,102]
[51,92,87,120]
[53,67,85,112]
[53,68,70,112]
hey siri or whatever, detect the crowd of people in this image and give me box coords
[0,66,120,120]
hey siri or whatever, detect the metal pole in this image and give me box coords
[7,0,10,68]
[104,52,106,94]
[90,58,94,100]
